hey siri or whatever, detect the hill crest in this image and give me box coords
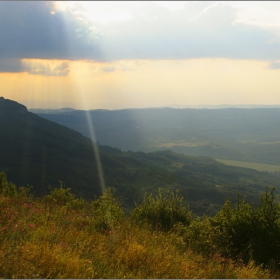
[0,97,27,114]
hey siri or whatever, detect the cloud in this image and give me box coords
[22,61,70,76]
[102,66,116,72]
[53,61,68,71]
[269,61,280,69]
[0,0,280,71]
[0,1,101,61]
[0,58,21,73]
[96,2,280,61]
[0,57,70,76]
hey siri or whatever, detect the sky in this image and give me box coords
[1,1,280,109]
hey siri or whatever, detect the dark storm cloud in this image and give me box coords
[0,1,101,61]
[0,58,21,73]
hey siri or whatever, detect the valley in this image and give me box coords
[33,107,280,165]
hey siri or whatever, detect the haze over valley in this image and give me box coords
[34,107,280,167]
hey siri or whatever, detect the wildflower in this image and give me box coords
[51,226,55,233]
[214,252,221,259]
[28,224,35,229]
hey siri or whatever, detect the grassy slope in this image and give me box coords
[0,184,277,279]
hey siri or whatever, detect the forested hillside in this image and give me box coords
[1,97,280,216]
[0,97,102,198]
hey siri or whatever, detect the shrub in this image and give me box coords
[42,183,86,210]
[43,185,76,206]
[17,185,34,202]
[0,172,17,196]
[251,187,280,266]
[180,215,218,256]
[90,188,124,232]
[213,187,280,267]
[131,189,192,231]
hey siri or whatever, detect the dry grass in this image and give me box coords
[0,192,278,279]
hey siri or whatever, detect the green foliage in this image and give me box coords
[42,183,86,210]
[179,215,218,256]
[90,188,124,232]
[0,172,17,196]
[0,172,34,202]
[251,187,280,266]
[43,185,75,205]
[17,185,34,202]
[213,187,280,267]
[131,189,192,231]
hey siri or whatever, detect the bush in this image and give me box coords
[43,186,76,206]
[0,172,17,196]
[131,189,192,231]
[251,187,280,266]
[90,188,124,232]
[180,215,218,256]
[213,187,280,267]
[42,183,86,210]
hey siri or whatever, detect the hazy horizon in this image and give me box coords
[25,102,280,111]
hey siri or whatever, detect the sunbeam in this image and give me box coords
[57,8,106,194]
[83,105,107,195]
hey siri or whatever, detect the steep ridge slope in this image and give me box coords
[0,97,105,197]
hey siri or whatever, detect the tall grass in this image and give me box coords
[0,172,279,278]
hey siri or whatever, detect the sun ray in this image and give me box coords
[55,7,108,194]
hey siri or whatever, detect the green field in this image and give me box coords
[216,159,280,173]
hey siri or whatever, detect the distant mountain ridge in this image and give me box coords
[29,108,76,114]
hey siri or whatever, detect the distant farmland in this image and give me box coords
[216,159,280,173]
